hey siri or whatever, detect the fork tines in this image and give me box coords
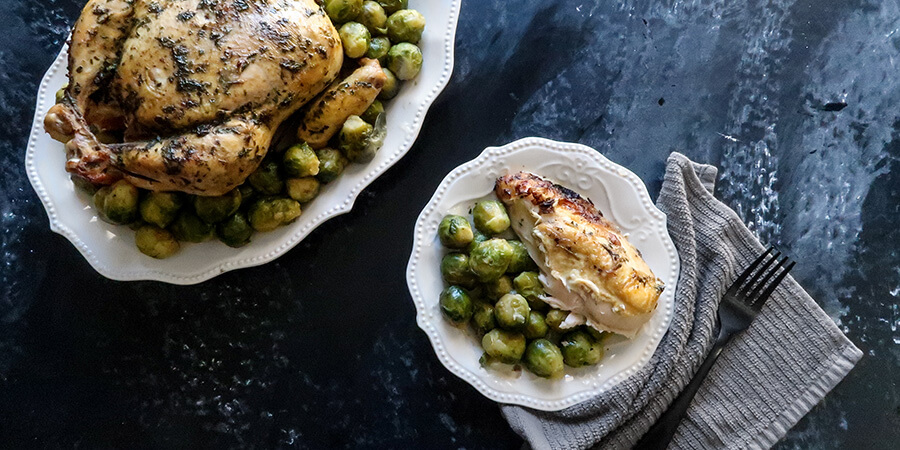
[725,246,796,310]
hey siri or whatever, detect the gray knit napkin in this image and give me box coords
[501,152,863,450]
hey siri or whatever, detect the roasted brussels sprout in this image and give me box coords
[523,339,564,378]
[338,115,376,162]
[440,253,478,288]
[385,9,425,44]
[324,0,362,23]
[483,275,514,302]
[361,99,385,124]
[377,0,406,14]
[366,36,391,62]
[247,198,302,232]
[216,212,253,248]
[513,272,544,309]
[469,238,514,282]
[560,330,604,367]
[135,225,179,259]
[139,191,183,228]
[285,177,321,203]
[170,210,214,243]
[194,189,242,224]
[378,68,401,100]
[523,311,549,339]
[438,215,474,249]
[238,183,256,207]
[481,329,526,364]
[283,142,320,178]
[339,22,371,59]
[316,148,349,183]
[585,327,607,342]
[440,285,473,324]
[358,1,387,31]
[494,293,530,331]
[387,42,423,80]
[545,309,569,333]
[55,83,68,104]
[472,200,510,235]
[471,301,496,334]
[248,159,284,195]
[96,180,140,224]
[507,240,538,273]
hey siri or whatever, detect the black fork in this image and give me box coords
[635,246,795,449]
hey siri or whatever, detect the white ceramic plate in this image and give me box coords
[406,137,679,411]
[24,1,460,284]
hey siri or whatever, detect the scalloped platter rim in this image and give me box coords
[406,137,680,411]
[24,0,460,285]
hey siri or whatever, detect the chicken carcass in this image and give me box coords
[44,0,349,196]
[495,172,665,338]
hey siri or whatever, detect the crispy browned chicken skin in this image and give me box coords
[44,0,346,195]
[496,172,665,337]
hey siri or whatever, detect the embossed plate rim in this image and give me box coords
[24,0,461,284]
[406,137,679,411]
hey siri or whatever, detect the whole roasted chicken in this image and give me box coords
[45,0,384,196]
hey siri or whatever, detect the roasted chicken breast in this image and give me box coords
[495,172,665,338]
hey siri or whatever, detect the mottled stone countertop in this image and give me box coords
[1,0,897,448]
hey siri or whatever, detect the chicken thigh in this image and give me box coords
[45,0,344,195]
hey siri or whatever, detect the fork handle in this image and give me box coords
[634,337,730,449]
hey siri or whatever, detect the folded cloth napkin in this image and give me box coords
[501,152,863,450]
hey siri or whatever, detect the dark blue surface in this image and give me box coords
[1,0,898,448]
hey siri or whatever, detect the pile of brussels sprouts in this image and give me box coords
[437,199,608,378]
[327,0,425,92]
[90,141,353,258]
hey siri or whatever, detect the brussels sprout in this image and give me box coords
[135,225,180,259]
[472,200,510,235]
[338,115,376,162]
[286,177,321,203]
[560,330,604,367]
[513,271,545,309]
[139,191,183,228]
[469,238,514,282]
[440,253,477,288]
[215,212,253,248]
[471,301,496,334]
[97,180,140,224]
[339,22,371,59]
[324,0,362,23]
[507,240,538,273]
[170,210,213,242]
[378,68,401,100]
[361,99,385,124]
[523,339,564,378]
[481,329,526,364]
[55,83,68,103]
[545,309,569,333]
[466,230,489,254]
[238,183,256,207]
[283,142,320,178]
[523,311,549,339]
[377,0,407,14]
[247,197,302,232]
[358,1,387,31]
[438,215,474,249]
[248,160,284,195]
[92,186,111,217]
[366,36,391,62]
[494,293,530,331]
[439,285,473,324]
[483,275,513,302]
[316,148,349,183]
[194,189,242,224]
[385,9,425,44]
[387,42,423,80]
